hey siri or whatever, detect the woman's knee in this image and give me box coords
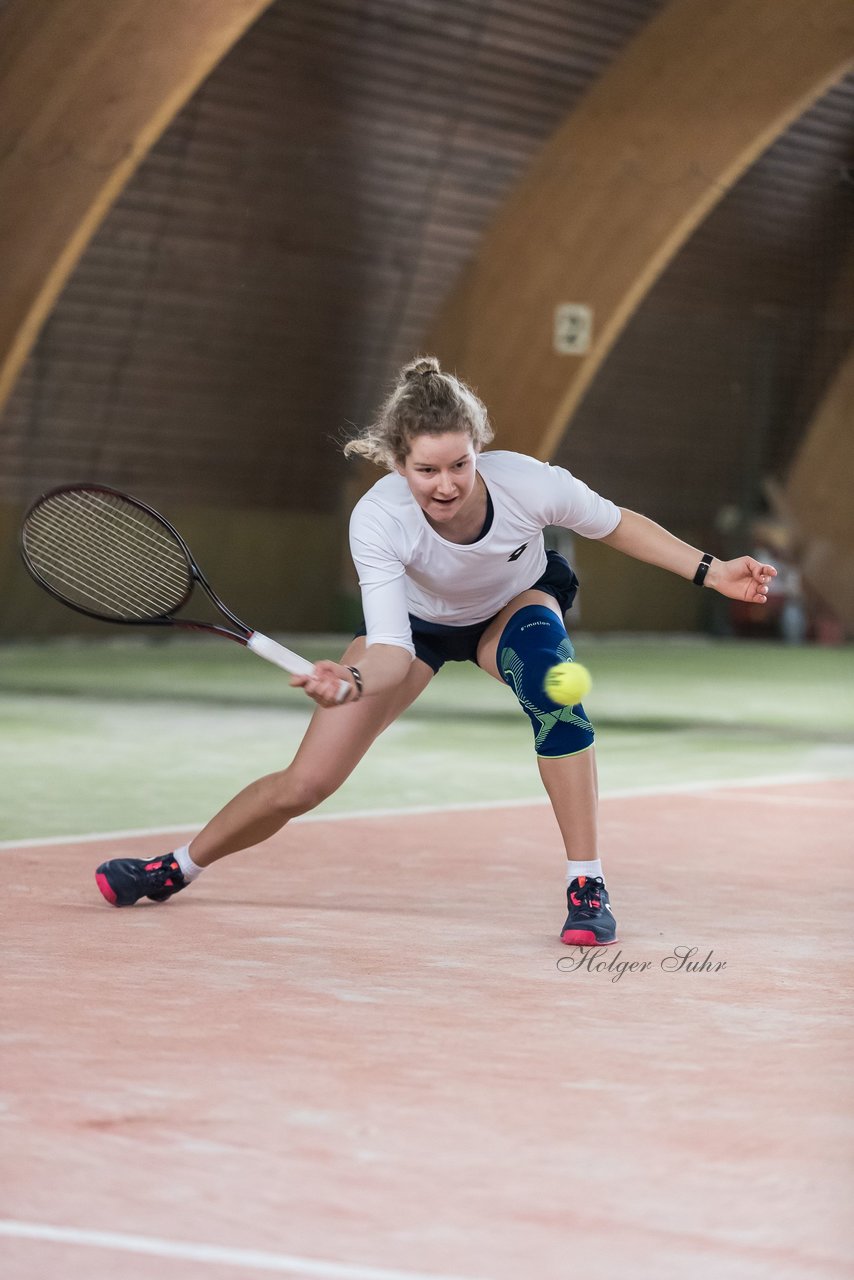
[496,603,595,758]
[266,768,337,818]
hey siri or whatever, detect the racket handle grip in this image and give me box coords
[246,631,313,675]
[246,632,351,702]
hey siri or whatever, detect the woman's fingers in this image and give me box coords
[290,665,354,707]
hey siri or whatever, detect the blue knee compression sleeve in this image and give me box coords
[497,604,594,758]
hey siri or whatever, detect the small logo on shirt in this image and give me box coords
[508,543,529,562]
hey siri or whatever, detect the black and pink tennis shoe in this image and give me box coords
[561,875,618,946]
[95,855,188,906]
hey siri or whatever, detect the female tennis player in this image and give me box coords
[95,357,776,945]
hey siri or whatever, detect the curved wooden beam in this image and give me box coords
[427,0,854,459]
[0,0,272,412]
[783,341,854,631]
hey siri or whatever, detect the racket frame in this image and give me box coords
[18,483,328,685]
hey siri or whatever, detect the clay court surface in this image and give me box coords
[2,776,852,1280]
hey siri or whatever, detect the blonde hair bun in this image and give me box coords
[344,355,493,469]
[403,357,441,380]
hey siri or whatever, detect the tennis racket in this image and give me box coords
[19,483,349,700]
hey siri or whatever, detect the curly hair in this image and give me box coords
[343,356,493,468]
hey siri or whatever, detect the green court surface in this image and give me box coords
[1,634,853,842]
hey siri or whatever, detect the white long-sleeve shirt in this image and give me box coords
[349,450,620,656]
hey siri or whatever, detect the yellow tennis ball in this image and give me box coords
[543,661,592,706]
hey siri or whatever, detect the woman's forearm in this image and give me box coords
[353,643,414,695]
[599,508,714,584]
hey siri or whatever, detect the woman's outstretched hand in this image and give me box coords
[708,556,777,603]
[291,660,358,708]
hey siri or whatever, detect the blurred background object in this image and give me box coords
[0,0,852,639]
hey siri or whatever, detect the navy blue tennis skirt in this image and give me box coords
[355,550,579,674]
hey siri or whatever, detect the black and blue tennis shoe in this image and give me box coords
[561,875,618,946]
[95,855,188,906]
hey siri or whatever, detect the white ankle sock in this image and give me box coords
[566,859,603,884]
[173,844,204,881]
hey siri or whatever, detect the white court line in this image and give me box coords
[1,770,850,851]
[0,1221,484,1280]
[687,791,854,808]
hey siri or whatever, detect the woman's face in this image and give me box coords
[396,431,479,524]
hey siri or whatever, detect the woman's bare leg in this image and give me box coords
[535,748,599,859]
[189,639,434,866]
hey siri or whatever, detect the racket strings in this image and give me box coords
[28,494,188,603]
[25,508,188,619]
[24,526,174,620]
[24,490,192,620]
[28,491,189,595]
[27,511,184,605]
[25,522,183,620]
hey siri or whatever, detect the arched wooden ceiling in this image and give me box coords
[0,0,849,540]
[784,341,854,629]
[782,232,854,629]
[427,0,854,460]
[0,0,273,411]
